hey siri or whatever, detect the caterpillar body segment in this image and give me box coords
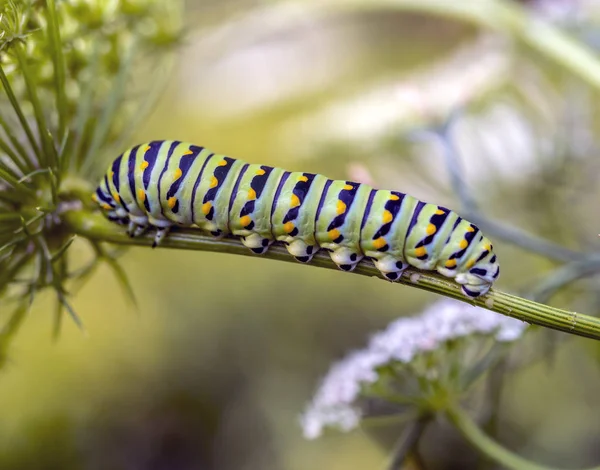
[95,140,500,298]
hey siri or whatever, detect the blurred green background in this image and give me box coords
[1,0,600,468]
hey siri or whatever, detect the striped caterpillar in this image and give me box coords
[94,140,500,297]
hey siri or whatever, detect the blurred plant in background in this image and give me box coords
[0,0,181,352]
[1,0,600,469]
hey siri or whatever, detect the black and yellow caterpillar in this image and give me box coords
[94,140,500,297]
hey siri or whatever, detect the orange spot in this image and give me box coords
[210,176,218,188]
[167,197,177,209]
[426,223,436,235]
[435,209,445,215]
[467,226,475,232]
[291,194,300,207]
[445,259,457,268]
[137,188,146,202]
[343,184,353,191]
[144,145,151,152]
[373,237,387,249]
[173,168,182,181]
[140,161,149,170]
[484,243,491,251]
[466,259,476,268]
[284,221,295,233]
[256,169,266,176]
[110,171,114,178]
[415,246,427,257]
[390,194,400,201]
[247,188,257,200]
[112,192,120,202]
[183,149,193,156]
[202,202,212,215]
[298,175,308,182]
[328,228,341,241]
[102,203,111,210]
[382,210,393,224]
[459,239,468,249]
[336,200,346,215]
[91,194,98,202]
[240,215,252,227]
[218,159,227,166]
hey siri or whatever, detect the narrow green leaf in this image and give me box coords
[15,44,55,168]
[50,235,76,263]
[0,65,41,165]
[0,113,34,172]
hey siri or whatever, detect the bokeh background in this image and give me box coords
[1,0,600,468]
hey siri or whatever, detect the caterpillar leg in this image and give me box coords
[329,247,362,272]
[241,233,273,255]
[285,239,318,264]
[152,226,171,248]
[373,258,408,282]
[456,271,494,298]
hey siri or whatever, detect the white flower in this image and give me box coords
[300,299,527,439]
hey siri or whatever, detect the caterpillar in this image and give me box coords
[93,140,500,298]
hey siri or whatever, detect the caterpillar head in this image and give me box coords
[455,241,500,298]
[92,184,128,225]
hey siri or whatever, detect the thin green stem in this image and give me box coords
[45,0,68,142]
[63,209,600,341]
[446,405,600,470]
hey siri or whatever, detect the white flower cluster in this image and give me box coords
[300,299,527,440]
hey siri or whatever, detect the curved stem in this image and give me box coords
[63,209,600,341]
[446,405,600,470]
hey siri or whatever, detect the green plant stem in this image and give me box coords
[446,405,600,470]
[304,0,600,91]
[387,414,431,470]
[63,209,600,341]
